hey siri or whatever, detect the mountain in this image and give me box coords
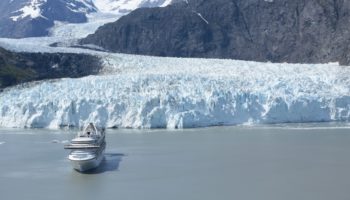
[0,0,173,38]
[92,0,173,14]
[0,47,101,88]
[81,0,350,65]
[0,0,96,38]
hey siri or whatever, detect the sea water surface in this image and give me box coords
[0,124,350,200]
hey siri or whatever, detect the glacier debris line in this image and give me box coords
[0,55,349,129]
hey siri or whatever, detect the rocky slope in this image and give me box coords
[81,0,350,65]
[0,47,101,88]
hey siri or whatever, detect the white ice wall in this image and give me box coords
[0,54,349,129]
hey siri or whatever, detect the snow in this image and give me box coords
[92,0,172,14]
[10,0,47,21]
[196,12,209,24]
[73,0,96,12]
[0,51,349,129]
[5,0,171,43]
[0,12,121,50]
[9,0,172,22]
[10,0,96,22]
[65,0,96,13]
[49,12,121,38]
[160,0,173,7]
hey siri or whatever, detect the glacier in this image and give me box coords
[0,53,349,129]
[0,1,349,129]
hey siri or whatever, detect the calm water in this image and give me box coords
[0,124,350,200]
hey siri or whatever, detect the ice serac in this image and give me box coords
[0,55,349,129]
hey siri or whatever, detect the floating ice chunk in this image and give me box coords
[51,140,69,144]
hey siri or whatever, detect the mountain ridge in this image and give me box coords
[81,0,350,65]
[0,0,173,38]
[0,0,96,38]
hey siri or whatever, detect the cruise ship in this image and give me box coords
[64,123,106,172]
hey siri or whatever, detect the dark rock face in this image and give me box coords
[81,0,350,65]
[0,47,101,88]
[0,17,54,39]
[0,0,96,38]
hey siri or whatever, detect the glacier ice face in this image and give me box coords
[0,53,349,129]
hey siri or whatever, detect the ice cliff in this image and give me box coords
[0,54,349,129]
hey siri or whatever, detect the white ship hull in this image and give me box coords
[65,123,107,172]
[69,148,105,172]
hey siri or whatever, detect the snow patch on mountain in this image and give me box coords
[3,0,173,38]
[0,53,349,129]
[10,0,96,22]
[92,0,172,14]
[9,0,172,22]
[49,12,120,38]
[49,0,174,38]
[10,0,47,21]
[65,0,97,13]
